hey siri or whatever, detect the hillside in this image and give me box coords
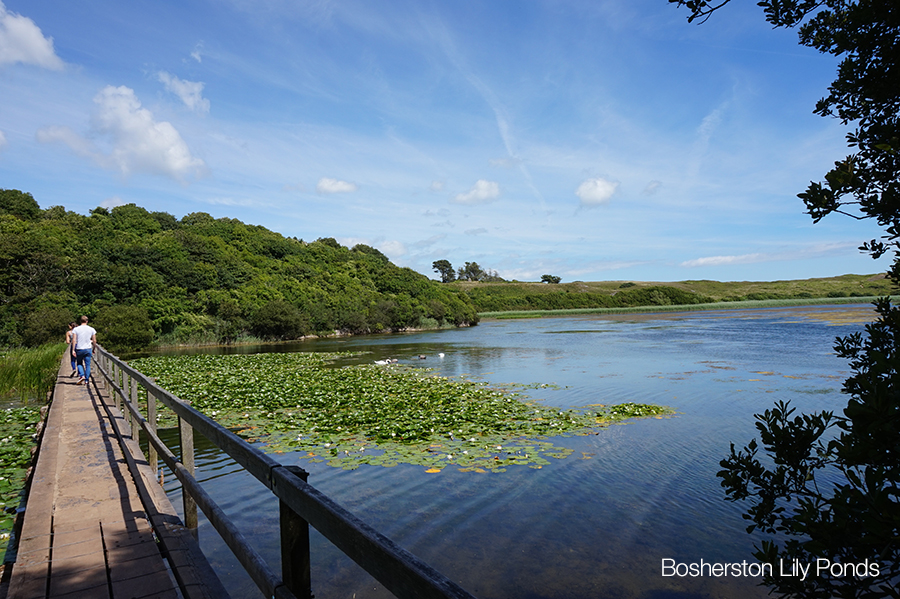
[0,189,478,350]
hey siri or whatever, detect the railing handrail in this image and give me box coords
[94,344,476,599]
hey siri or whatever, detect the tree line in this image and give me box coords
[0,190,479,352]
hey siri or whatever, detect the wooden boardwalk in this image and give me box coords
[6,360,226,599]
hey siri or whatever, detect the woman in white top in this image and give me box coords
[64,322,77,377]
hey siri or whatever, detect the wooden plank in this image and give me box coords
[7,361,66,599]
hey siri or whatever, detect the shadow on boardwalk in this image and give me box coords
[4,359,225,599]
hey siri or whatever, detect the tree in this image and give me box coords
[0,189,41,221]
[541,274,562,284]
[457,261,486,282]
[671,1,900,596]
[432,259,456,282]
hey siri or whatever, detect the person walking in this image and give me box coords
[70,316,97,385]
[64,321,78,377]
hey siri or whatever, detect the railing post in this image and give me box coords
[112,358,121,411]
[180,415,198,531]
[123,368,132,434]
[147,386,158,479]
[280,466,312,599]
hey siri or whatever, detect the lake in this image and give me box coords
[156,304,875,599]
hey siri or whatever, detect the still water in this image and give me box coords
[158,304,875,599]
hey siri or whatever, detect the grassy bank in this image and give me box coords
[480,296,892,318]
[460,274,894,316]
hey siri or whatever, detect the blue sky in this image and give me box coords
[0,0,889,282]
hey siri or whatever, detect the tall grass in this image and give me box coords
[0,343,67,401]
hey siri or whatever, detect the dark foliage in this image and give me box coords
[671,1,900,596]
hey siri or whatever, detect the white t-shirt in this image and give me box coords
[72,325,97,350]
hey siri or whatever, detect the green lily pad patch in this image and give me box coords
[133,352,672,472]
[1,406,41,561]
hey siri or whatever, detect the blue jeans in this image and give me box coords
[75,348,93,382]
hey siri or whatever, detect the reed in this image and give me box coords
[0,343,67,401]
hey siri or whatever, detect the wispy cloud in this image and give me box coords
[0,1,64,70]
[36,85,206,180]
[158,71,210,113]
[642,180,662,195]
[0,129,6,151]
[190,42,204,63]
[316,178,358,194]
[681,243,858,268]
[490,157,522,168]
[575,177,618,207]
[681,253,764,268]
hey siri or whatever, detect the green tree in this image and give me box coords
[541,274,562,284]
[0,189,41,221]
[432,259,456,283]
[671,1,900,596]
[457,262,486,282]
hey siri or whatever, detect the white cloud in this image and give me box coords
[190,42,203,63]
[158,71,210,113]
[378,240,407,258]
[37,85,206,181]
[465,228,487,236]
[429,180,444,192]
[0,1,64,69]
[100,196,126,209]
[0,129,6,150]
[316,178,358,194]
[575,177,618,207]
[452,179,500,205]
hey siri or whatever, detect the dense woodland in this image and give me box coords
[0,189,478,351]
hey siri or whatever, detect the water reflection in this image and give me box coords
[152,304,875,599]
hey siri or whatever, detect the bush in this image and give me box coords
[94,305,155,352]
[251,301,310,340]
[22,307,74,347]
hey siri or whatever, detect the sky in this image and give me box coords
[0,0,890,283]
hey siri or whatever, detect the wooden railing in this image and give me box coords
[93,345,476,599]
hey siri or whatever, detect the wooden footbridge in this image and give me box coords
[3,348,476,599]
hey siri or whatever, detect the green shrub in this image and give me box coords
[22,307,74,347]
[251,301,311,340]
[94,305,155,352]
